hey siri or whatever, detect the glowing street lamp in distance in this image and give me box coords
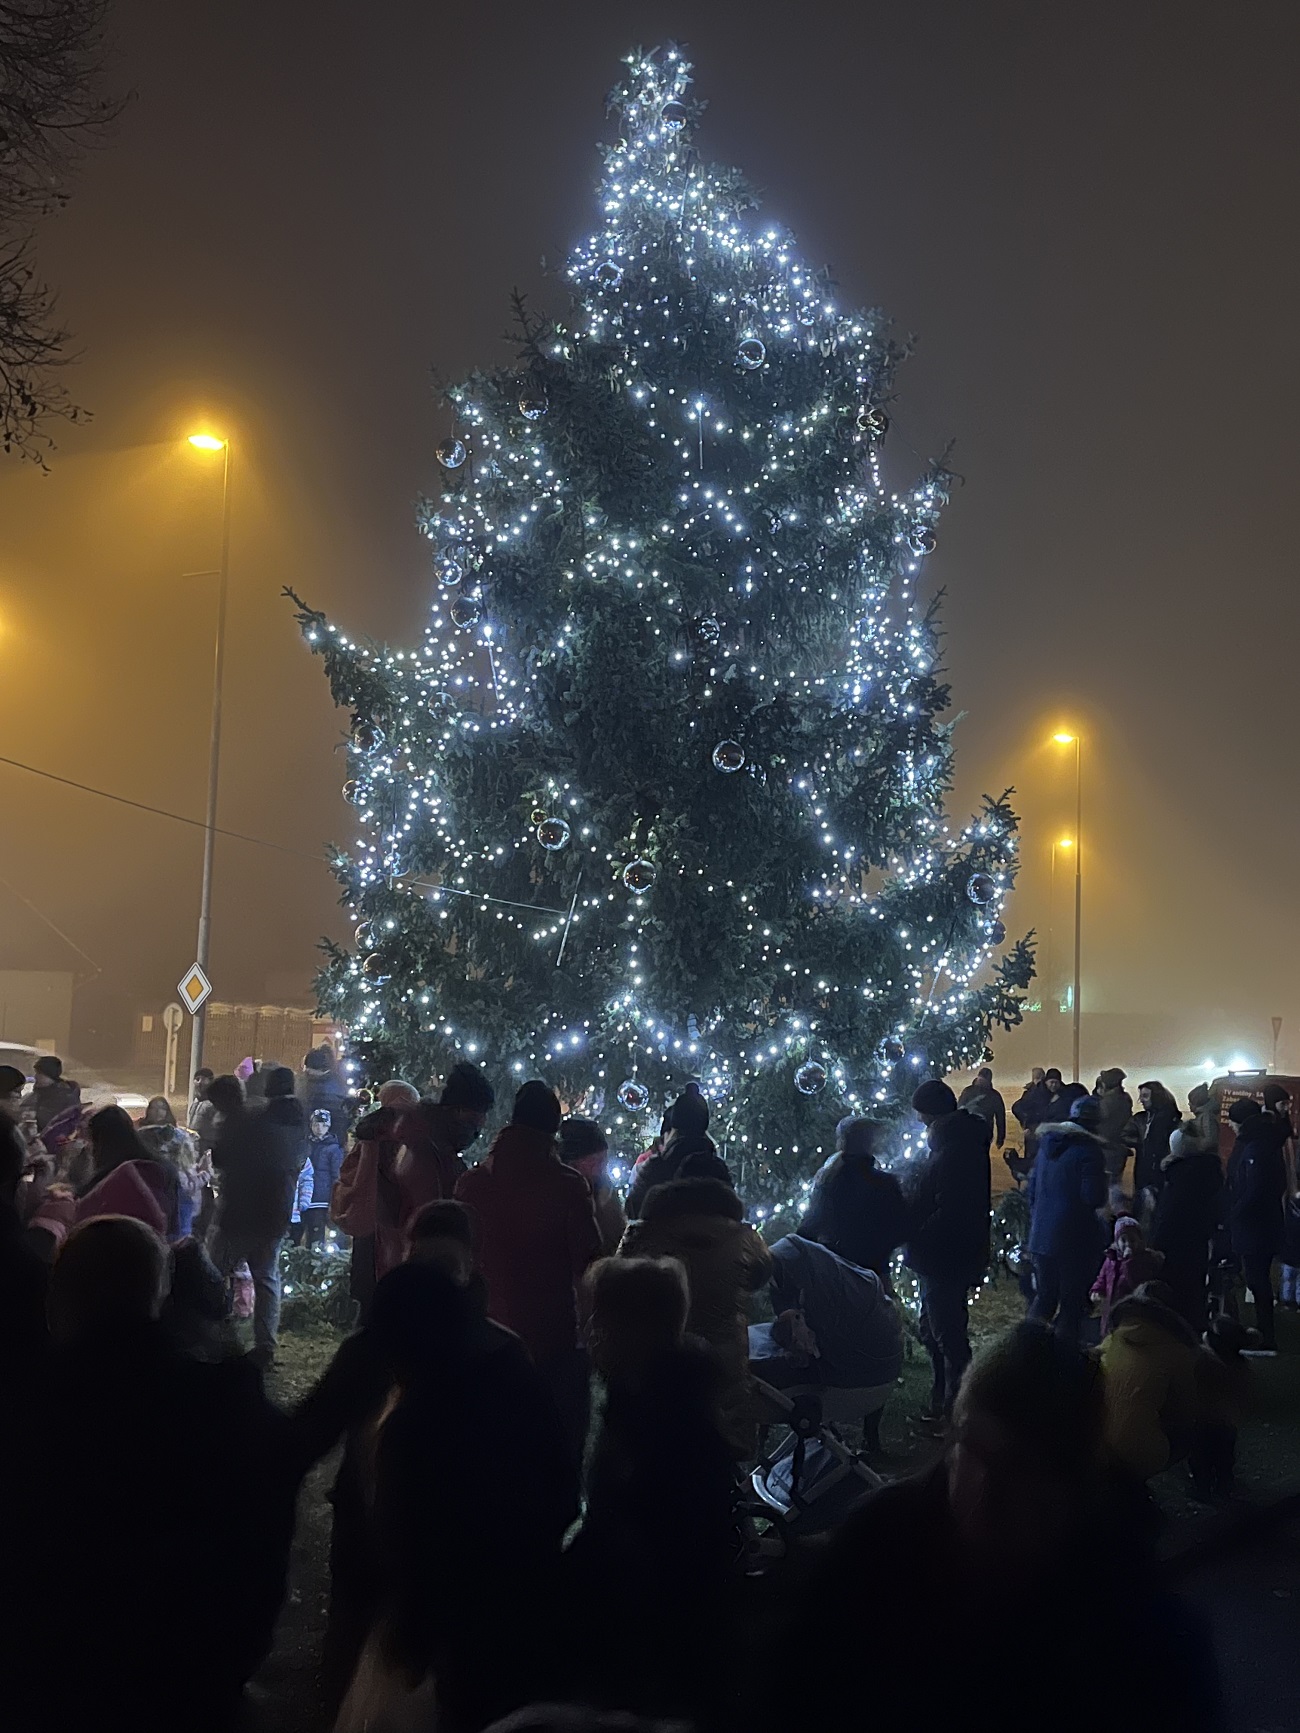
[187,433,226,451]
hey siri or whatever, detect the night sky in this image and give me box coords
[2,1,1297,1065]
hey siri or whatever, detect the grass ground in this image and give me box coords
[247,1274,1300,1732]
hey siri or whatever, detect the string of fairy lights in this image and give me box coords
[295,46,1029,1203]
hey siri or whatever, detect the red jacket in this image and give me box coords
[455,1124,603,1364]
[332,1102,468,1283]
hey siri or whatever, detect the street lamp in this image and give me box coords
[1052,732,1083,1082]
[1047,835,1074,1027]
[185,432,232,1086]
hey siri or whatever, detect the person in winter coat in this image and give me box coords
[1041,1067,1089,1120]
[570,1256,736,1720]
[138,1096,207,1237]
[1026,1095,1107,1342]
[620,1174,772,1455]
[75,1103,185,1240]
[558,1115,627,1255]
[749,1233,904,1396]
[1281,1191,1300,1309]
[764,1322,1225,1733]
[798,1115,908,1278]
[455,1081,603,1456]
[188,1067,218,1154]
[299,1044,353,1144]
[333,1066,491,1294]
[0,1115,50,1389]
[904,1080,993,1418]
[289,1149,315,1242]
[1098,1284,1202,1481]
[209,1068,306,1367]
[21,1216,298,1733]
[624,1083,732,1218]
[297,1108,343,1249]
[1131,1081,1182,1197]
[330,1078,420,1313]
[1225,1096,1286,1351]
[1011,1067,1052,1162]
[1150,1123,1224,1331]
[29,1053,82,1136]
[958,1067,1007,1148]
[1093,1068,1134,1185]
[1091,1217,1164,1335]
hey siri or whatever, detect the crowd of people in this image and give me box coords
[0,1044,1269,1731]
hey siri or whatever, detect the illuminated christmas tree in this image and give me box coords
[290,46,1032,1208]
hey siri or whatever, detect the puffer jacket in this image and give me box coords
[1026,1121,1107,1261]
[625,1130,733,1220]
[619,1206,771,1452]
[1098,1293,1201,1480]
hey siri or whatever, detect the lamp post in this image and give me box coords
[1052,731,1083,1082]
[186,432,232,1086]
[1048,834,1074,1036]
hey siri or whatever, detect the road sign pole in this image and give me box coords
[162,1001,185,1100]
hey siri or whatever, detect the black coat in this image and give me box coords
[1150,1144,1223,1264]
[798,1153,909,1276]
[625,1130,732,1219]
[214,1098,307,1242]
[904,1110,992,1286]
[1012,1080,1054,1132]
[1132,1102,1182,1194]
[1226,1116,1286,1261]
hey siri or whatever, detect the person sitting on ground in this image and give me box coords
[1026,1094,1107,1343]
[569,1256,736,1718]
[624,1084,732,1218]
[1098,1281,1202,1483]
[1091,1216,1164,1335]
[958,1066,1007,1149]
[764,1321,1224,1733]
[620,1175,772,1455]
[456,1080,603,1458]
[25,1216,296,1733]
[344,1258,579,1733]
[748,1234,903,1447]
[559,1115,627,1255]
[797,1115,908,1279]
[1225,1094,1286,1353]
[904,1080,993,1420]
[75,1103,185,1240]
[334,1065,492,1300]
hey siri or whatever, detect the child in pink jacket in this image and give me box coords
[1091,1216,1164,1334]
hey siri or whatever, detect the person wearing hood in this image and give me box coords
[332,1066,492,1307]
[620,1174,772,1455]
[903,1080,993,1419]
[1092,1068,1134,1185]
[1011,1067,1052,1163]
[558,1115,627,1254]
[797,1115,908,1279]
[1098,1283,1203,1481]
[455,1081,603,1456]
[624,1083,732,1219]
[1131,1081,1182,1197]
[1150,1122,1224,1332]
[1225,1096,1286,1352]
[1026,1095,1107,1342]
[30,1054,84,1156]
[957,1067,1007,1148]
[210,1067,307,1368]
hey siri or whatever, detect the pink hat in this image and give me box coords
[235,1057,255,1082]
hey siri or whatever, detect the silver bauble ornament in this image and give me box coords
[736,336,767,371]
[536,817,571,851]
[696,614,721,646]
[352,722,384,754]
[618,1079,650,1112]
[857,405,889,439]
[449,591,483,629]
[990,919,1007,945]
[660,99,687,131]
[518,392,548,421]
[341,780,362,806]
[794,1060,829,1096]
[596,262,623,289]
[436,553,463,587]
[712,739,745,774]
[966,872,998,906]
[623,858,657,895]
[877,1036,906,1066]
[909,525,937,556]
[436,438,467,470]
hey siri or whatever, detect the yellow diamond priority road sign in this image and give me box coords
[178,964,212,1015]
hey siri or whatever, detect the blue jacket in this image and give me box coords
[1026,1121,1107,1261]
[306,1132,344,1207]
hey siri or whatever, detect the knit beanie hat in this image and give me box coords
[511,1080,562,1137]
[667,1082,709,1136]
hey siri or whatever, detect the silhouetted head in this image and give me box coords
[406,1199,476,1284]
[207,1074,246,1117]
[511,1080,562,1137]
[49,1216,168,1343]
[88,1105,150,1174]
[836,1116,883,1161]
[143,1096,175,1127]
[33,1055,62,1089]
[912,1080,958,1124]
[586,1255,689,1379]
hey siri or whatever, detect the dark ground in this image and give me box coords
[251,1280,1300,1733]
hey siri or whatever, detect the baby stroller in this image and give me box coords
[743,1235,903,1545]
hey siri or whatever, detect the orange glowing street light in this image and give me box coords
[185,430,233,1082]
[1051,730,1084,1082]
